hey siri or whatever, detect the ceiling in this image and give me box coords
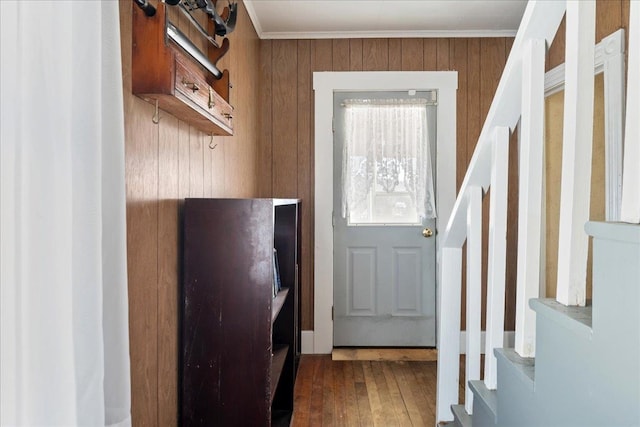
[243,0,529,39]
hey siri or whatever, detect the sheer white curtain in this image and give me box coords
[341,99,437,222]
[1,1,131,426]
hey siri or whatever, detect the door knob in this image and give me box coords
[422,228,433,238]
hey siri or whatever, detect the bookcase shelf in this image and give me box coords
[270,345,289,404]
[181,198,301,426]
[272,289,289,324]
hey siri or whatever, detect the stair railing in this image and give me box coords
[435,0,604,422]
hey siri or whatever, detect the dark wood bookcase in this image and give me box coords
[181,198,301,426]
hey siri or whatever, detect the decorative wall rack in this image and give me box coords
[132,0,237,135]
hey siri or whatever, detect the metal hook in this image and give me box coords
[152,100,160,124]
[209,134,217,150]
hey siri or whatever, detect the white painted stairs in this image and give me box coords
[450,221,640,427]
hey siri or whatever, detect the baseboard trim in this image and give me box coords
[460,331,515,354]
[301,329,515,355]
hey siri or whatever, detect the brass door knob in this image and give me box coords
[422,228,433,238]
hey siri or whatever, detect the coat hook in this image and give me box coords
[152,100,160,124]
[209,134,217,150]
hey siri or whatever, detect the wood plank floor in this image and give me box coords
[292,355,445,427]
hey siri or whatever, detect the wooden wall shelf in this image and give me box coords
[132,2,233,136]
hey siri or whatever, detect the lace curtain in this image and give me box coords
[341,98,437,221]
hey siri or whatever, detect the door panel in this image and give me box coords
[348,247,376,315]
[333,91,437,347]
[392,247,422,315]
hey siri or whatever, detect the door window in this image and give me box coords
[340,98,437,225]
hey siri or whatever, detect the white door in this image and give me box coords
[333,91,437,347]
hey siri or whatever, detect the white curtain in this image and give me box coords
[341,99,437,221]
[1,1,131,426]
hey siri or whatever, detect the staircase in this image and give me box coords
[451,222,640,427]
[436,0,640,426]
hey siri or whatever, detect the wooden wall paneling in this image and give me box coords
[596,0,622,42]
[389,39,402,71]
[349,39,363,71]
[452,39,470,192]
[313,40,334,72]
[297,40,313,330]
[467,39,482,172]
[125,94,160,427]
[423,39,438,70]
[258,40,273,197]
[401,39,424,71]
[178,121,191,197]
[480,39,506,121]
[333,39,350,72]
[548,16,567,71]
[188,127,204,197]
[203,138,214,197]
[436,39,450,70]
[157,114,179,426]
[210,137,225,197]
[363,39,389,70]
[272,40,299,198]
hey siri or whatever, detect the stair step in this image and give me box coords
[494,348,535,391]
[451,404,472,427]
[469,380,497,423]
[529,298,592,339]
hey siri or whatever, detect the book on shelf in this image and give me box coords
[273,248,282,298]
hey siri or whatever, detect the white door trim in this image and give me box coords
[313,71,458,354]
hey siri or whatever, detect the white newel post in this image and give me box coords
[556,0,596,306]
[515,38,546,358]
[465,186,483,414]
[436,247,463,423]
[620,0,640,224]
[484,127,510,390]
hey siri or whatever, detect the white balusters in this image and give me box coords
[484,127,510,389]
[515,37,546,358]
[465,186,483,413]
[620,0,640,224]
[555,0,596,307]
[435,247,463,423]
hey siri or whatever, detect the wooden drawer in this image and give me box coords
[174,57,233,134]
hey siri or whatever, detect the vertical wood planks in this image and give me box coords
[388,39,402,71]
[515,38,546,357]
[125,94,159,426]
[121,1,263,423]
[258,40,273,197]
[298,40,314,330]
[401,39,423,71]
[272,40,298,198]
[260,33,520,338]
[484,127,510,390]
[465,186,483,414]
[423,39,438,70]
[363,39,389,70]
[157,114,179,426]
[349,39,363,71]
[332,39,350,72]
[556,1,597,306]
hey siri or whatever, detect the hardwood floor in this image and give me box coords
[292,355,440,426]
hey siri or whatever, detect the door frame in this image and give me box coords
[312,71,458,354]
